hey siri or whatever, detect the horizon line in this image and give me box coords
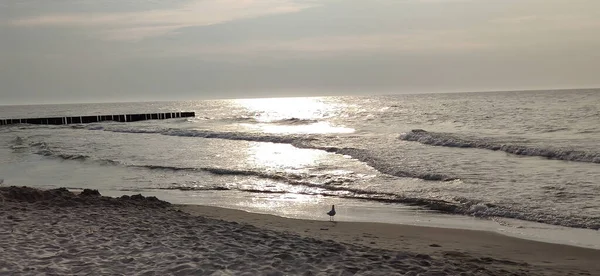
[1,87,598,107]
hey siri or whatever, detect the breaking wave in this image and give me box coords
[100,126,311,144]
[155,183,599,230]
[25,146,361,188]
[90,126,457,181]
[271,118,319,125]
[23,140,600,230]
[34,149,121,166]
[400,129,600,163]
[214,116,319,125]
[305,146,457,181]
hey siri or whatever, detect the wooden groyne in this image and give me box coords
[0,112,195,126]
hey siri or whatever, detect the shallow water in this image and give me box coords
[1,89,599,233]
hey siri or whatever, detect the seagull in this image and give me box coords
[327,205,336,221]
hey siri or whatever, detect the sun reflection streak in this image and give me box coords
[234,97,354,134]
[240,122,354,134]
[235,97,334,122]
[234,98,363,207]
[246,142,328,171]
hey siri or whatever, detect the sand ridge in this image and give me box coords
[0,187,595,275]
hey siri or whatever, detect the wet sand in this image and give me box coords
[180,205,600,275]
[1,186,597,275]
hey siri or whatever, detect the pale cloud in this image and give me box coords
[249,31,488,53]
[7,0,315,40]
[101,25,190,41]
[153,30,489,60]
[491,14,600,31]
[2,0,600,104]
[417,0,473,2]
[491,16,539,24]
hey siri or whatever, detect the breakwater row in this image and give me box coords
[0,112,195,126]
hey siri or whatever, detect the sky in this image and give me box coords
[1,0,599,104]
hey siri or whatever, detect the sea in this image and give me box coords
[1,89,599,247]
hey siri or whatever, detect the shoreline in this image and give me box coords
[98,188,600,250]
[178,204,600,273]
[1,186,598,275]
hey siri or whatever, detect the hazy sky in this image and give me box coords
[1,0,599,104]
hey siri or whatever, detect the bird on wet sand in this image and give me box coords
[327,205,336,221]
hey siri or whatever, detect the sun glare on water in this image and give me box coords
[231,97,357,207]
[230,97,357,208]
[234,97,354,134]
[235,97,332,122]
[247,143,329,171]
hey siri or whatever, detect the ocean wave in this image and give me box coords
[131,164,360,187]
[271,118,319,125]
[306,146,458,181]
[148,185,600,230]
[540,127,570,133]
[35,149,121,166]
[8,136,29,150]
[26,146,358,188]
[12,136,24,145]
[221,116,257,123]
[400,129,600,163]
[460,201,599,230]
[152,186,232,192]
[577,129,600,134]
[90,127,458,182]
[23,141,119,166]
[131,164,286,179]
[7,136,47,151]
[25,141,600,230]
[150,183,465,213]
[101,126,312,145]
[214,116,319,125]
[165,129,308,144]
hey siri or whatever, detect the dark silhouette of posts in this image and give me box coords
[0,112,195,126]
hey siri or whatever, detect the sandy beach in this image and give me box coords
[1,187,598,275]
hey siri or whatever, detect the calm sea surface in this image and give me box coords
[1,89,599,230]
